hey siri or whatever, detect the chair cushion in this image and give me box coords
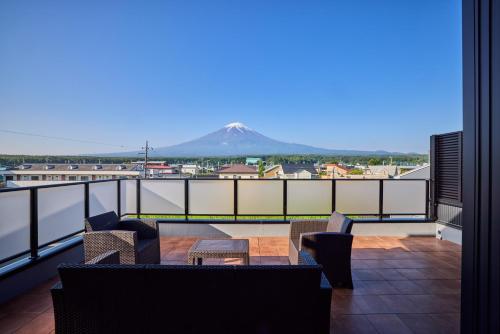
[119,219,157,240]
[85,211,120,232]
[326,212,353,234]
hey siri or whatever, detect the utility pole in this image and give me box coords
[139,141,153,179]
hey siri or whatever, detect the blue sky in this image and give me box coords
[0,0,462,155]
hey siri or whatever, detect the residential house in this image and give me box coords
[281,164,319,179]
[321,163,352,179]
[263,164,318,179]
[349,165,399,179]
[216,164,259,179]
[263,165,281,178]
[144,162,179,178]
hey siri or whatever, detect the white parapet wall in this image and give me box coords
[158,222,437,238]
[436,223,462,245]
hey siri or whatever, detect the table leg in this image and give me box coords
[197,258,203,265]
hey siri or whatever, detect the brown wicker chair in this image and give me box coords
[83,211,160,264]
[85,250,121,265]
[289,212,354,288]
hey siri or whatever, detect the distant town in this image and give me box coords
[0,154,429,188]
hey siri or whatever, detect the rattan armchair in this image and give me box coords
[83,211,160,264]
[289,212,354,288]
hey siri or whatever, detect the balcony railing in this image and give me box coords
[0,178,430,271]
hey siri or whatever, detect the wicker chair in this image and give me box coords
[289,212,354,288]
[83,211,160,264]
[85,250,121,265]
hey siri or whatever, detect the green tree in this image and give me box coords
[368,158,382,165]
[348,169,364,175]
[258,160,264,177]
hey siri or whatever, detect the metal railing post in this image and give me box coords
[136,179,141,218]
[425,180,430,219]
[378,180,384,220]
[332,179,336,213]
[84,183,90,219]
[185,179,189,221]
[283,180,287,221]
[117,180,121,216]
[29,188,38,259]
[234,179,238,220]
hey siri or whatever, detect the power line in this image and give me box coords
[0,128,136,149]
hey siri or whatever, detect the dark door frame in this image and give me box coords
[461,0,500,333]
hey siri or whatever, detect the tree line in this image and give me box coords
[0,154,428,168]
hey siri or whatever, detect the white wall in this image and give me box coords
[436,223,462,245]
[397,166,430,179]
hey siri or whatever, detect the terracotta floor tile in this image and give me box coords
[366,314,413,334]
[331,315,378,334]
[407,294,461,313]
[354,280,400,295]
[413,279,461,294]
[14,310,55,334]
[377,294,419,314]
[352,269,386,281]
[0,313,37,334]
[398,313,457,334]
[373,268,408,281]
[387,280,426,294]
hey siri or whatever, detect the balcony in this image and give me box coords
[0,178,460,333]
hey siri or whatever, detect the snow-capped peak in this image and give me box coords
[224,122,251,132]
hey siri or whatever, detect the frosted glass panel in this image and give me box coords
[336,181,379,214]
[120,180,137,214]
[238,181,283,215]
[189,180,234,215]
[0,191,30,260]
[383,180,427,214]
[38,185,84,246]
[287,181,332,215]
[141,180,185,214]
[89,182,117,216]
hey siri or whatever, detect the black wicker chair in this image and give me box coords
[289,212,354,288]
[51,251,332,334]
[84,211,160,264]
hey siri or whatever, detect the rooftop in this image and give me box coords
[216,164,258,174]
[281,163,318,175]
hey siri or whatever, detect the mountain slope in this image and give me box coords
[103,122,401,157]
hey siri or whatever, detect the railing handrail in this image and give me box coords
[0,177,429,193]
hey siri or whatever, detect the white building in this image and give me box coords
[0,163,141,187]
[181,164,200,175]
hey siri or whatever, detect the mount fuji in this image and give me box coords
[107,122,399,157]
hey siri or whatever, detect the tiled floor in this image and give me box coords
[0,236,461,334]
